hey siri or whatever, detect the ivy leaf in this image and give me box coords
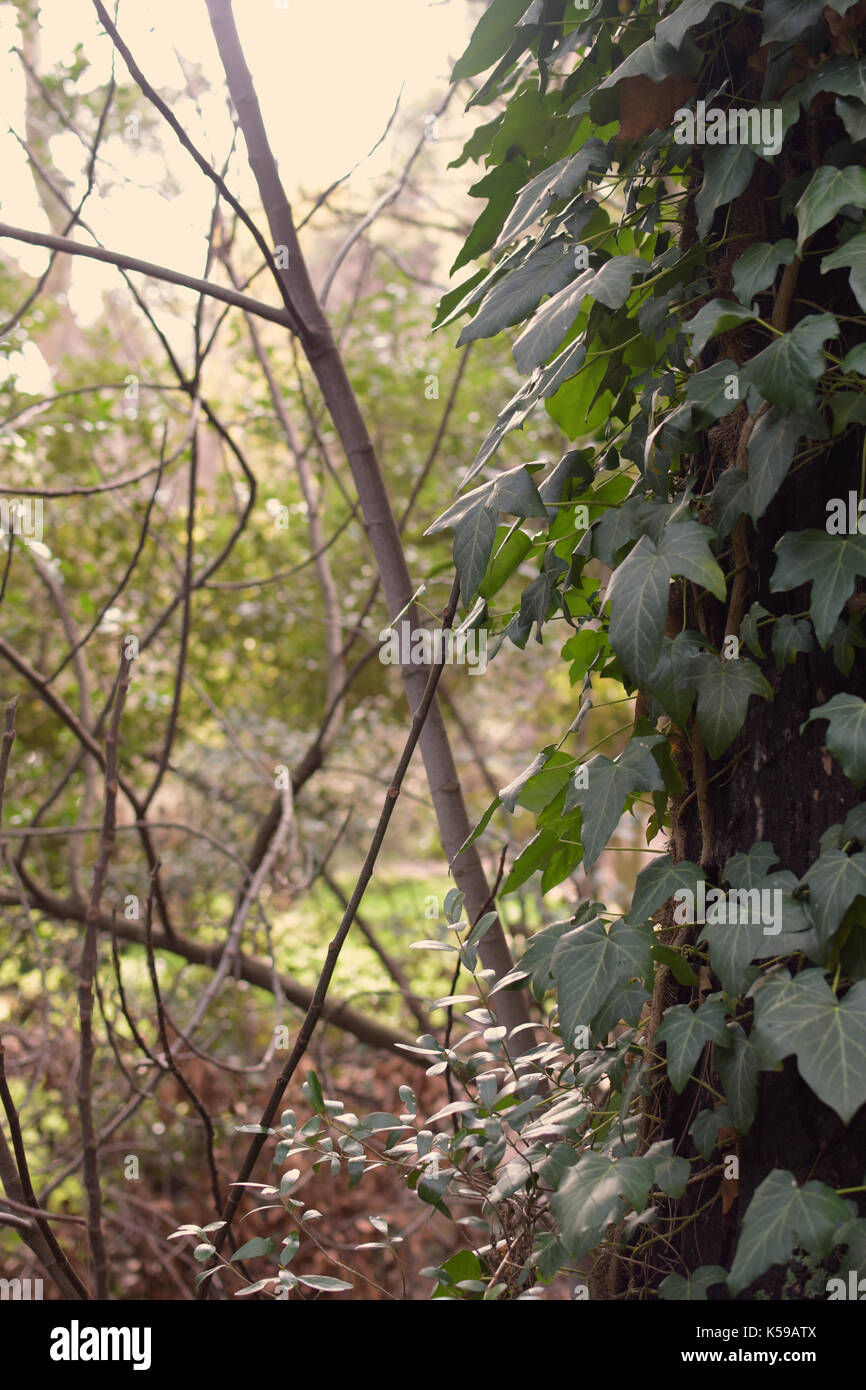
[513,255,647,373]
[656,0,747,48]
[629,853,705,923]
[607,524,725,685]
[609,917,656,987]
[492,465,553,519]
[606,535,670,684]
[728,1168,851,1295]
[452,160,529,273]
[591,981,650,1038]
[739,313,839,411]
[518,914,589,999]
[565,736,665,867]
[753,968,866,1122]
[798,848,866,950]
[695,145,756,238]
[653,943,700,987]
[796,166,866,252]
[761,0,826,43]
[822,230,866,314]
[499,746,572,813]
[495,142,609,249]
[658,518,727,599]
[452,497,498,604]
[771,530,866,647]
[723,840,780,887]
[830,393,866,433]
[594,38,701,114]
[458,337,588,486]
[458,244,577,344]
[645,1139,691,1198]
[715,1023,760,1132]
[796,54,866,109]
[656,995,731,1093]
[771,614,813,668]
[551,1151,653,1257]
[684,299,755,358]
[805,694,866,787]
[451,0,531,81]
[836,1217,866,1279]
[551,918,623,1045]
[659,1266,729,1301]
[732,239,796,303]
[690,1105,734,1161]
[691,653,772,759]
[739,602,771,658]
[646,631,704,725]
[700,917,762,997]
[838,96,866,142]
[746,409,821,522]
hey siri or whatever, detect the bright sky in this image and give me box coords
[0,0,482,387]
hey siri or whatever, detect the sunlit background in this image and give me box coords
[0,0,483,389]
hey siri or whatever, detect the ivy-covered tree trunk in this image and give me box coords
[438,0,866,1301]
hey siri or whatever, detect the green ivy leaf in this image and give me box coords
[606,535,670,685]
[518,913,592,998]
[495,142,609,249]
[656,995,731,1093]
[728,1168,851,1295]
[458,243,577,344]
[797,848,866,950]
[771,530,866,647]
[452,497,498,604]
[739,602,771,658]
[761,0,826,43]
[659,1266,729,1301]
[513,254,647,373]
[822,230,866,314]
[656,0,748,48]
[690,1105,734,1161]
[739,313,839,411]
[753,968,866,1122]
[732,240,796,303]
[691,653,772,759]
[695,145,756,238]
[564,735,665,866]
[645,1139,691,1198]
[629,853,705,923]
[796,166,866,252]
[771,614,813,668]
[843,343,866,377]
[551,917,623,1044]
[805,693,866,787]
[715,1023,760,1132]
[746,409,820,522]
[684,299,755,358]
[451,0,531,81]
[551,1150,653,1257]
[607,523,725,684]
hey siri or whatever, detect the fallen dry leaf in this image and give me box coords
[824,1,866,53]
[618,75,697,139]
